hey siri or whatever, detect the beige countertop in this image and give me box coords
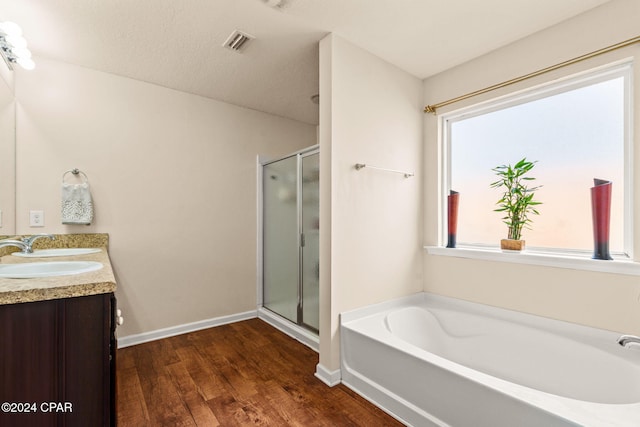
[0,234,116,305]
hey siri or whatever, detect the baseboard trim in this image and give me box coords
[117,310,257,348]
[257,307,319,352]
[315,363,341,387]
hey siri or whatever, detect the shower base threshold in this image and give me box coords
[258,307,319,352]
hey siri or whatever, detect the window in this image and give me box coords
[442,62,632,257]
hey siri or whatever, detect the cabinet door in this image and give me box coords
[0,299,62,427]
[62,293,112,427]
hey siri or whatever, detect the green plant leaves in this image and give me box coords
[491,157,542,241]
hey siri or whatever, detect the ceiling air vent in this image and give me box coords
[223,30,254,52]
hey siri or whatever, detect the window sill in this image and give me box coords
[424,246,640,276]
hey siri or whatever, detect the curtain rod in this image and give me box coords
[424,35,640,114]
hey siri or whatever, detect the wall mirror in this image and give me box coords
[0,71,15,236]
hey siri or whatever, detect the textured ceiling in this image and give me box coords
[0,0,612,125]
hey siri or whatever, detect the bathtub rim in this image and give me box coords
[342,292,637,359]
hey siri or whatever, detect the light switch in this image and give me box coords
[29,210,44,227]
[0,209,2,227]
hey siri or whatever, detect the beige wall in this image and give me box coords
[319,34,423,372]
[423,0,640,335]
[14,58,316,338]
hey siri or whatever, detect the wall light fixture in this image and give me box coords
[0,21,34,70]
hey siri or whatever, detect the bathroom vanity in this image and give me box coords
[0,234,117,427]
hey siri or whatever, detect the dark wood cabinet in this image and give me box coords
[0,293,116,427]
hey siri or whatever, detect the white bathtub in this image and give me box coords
[340,293,640,427]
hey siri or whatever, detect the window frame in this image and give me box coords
[437,60,634,259]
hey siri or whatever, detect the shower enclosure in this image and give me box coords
[262,147,319,334]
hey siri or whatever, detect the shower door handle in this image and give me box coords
[300,233,305,247]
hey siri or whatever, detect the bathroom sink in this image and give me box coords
[12,248,101,258]
[0,261,103,278]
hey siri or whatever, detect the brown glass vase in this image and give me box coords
[446,190,459,248]
[591,178,613,260]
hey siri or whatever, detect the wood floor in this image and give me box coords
[116,318,404,426]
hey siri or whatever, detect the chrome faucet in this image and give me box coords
[617,335,640,348]
[21,234,55,254]
[0,239,29,252]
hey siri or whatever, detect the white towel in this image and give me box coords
[61,182,94,225]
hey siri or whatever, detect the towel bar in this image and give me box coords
[355,163,414,178]
[62,168,89,183]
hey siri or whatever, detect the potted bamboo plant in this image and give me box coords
[490,158,542,251]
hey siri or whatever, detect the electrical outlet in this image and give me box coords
[29,210,44,227]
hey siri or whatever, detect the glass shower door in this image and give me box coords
[300,153,319,331]
[263,156,298,323]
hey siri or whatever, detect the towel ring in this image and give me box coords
[62,168,89,184]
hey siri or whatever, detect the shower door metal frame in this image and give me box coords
[297,148,319,333]
[259,145,319,335]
